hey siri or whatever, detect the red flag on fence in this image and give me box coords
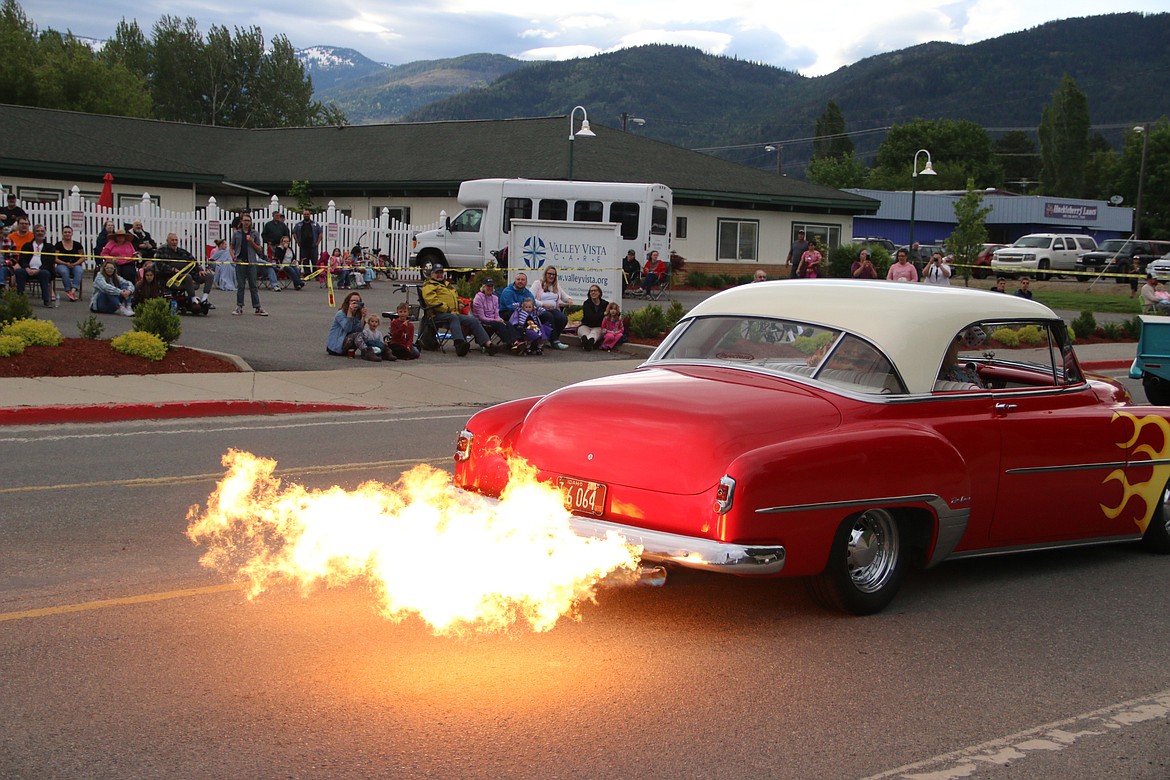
[97,173,114,209]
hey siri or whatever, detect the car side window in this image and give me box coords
[816,334,904,394]
[940,320,1081,392]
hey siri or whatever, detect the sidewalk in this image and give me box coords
[0,338,1136,426]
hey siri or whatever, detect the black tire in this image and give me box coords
[1036,259,1051,282]
[1143,374,1170,406]
[972,266,989,280]
[806,508,906,615]
[416,251,445,271]
[1142,480,1170,554]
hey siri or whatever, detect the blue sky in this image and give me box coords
[31,1,1167,76]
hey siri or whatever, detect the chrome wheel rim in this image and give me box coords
[1158,485,1170,536]
[846,509,899,593]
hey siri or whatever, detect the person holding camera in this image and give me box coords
[327,291,380,361]
[922,251,953,286]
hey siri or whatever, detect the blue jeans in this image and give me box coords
[540,307,568,341]
[236,262,261,308]
[434,313,489,345]
[91,291,124,313]
[56,263,84,293]
[16,267,52,303]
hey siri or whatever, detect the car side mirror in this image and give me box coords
[445,217,452,231]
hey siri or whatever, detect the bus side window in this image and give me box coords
[503,198,532,234]
[651,205,668,235]
[538,199,568,220]
[575,201,603,222]
[610,202,640,240]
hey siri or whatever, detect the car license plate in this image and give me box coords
[558,476,607,517]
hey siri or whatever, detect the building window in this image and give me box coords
[17,187,63,203]
[675,216,688,240]
[117,193,160,208]
[375,206,411,223]
[717,219,759,261]
[792,222,842,249]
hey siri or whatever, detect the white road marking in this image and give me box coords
[0,412,472,443]
[859,689,1170,779]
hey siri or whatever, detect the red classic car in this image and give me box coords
[454,280,1170,614]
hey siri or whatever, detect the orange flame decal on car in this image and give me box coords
[1101,411,1170,533]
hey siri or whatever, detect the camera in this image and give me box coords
[355,300,364,309]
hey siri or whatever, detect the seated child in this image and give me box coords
[387,302,420,360]
[361,313,396,361]
[599,302,625,351]
[510,298,550,355]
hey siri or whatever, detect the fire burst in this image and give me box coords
[186,450,641,635]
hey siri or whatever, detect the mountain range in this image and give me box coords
[296,12,1170,171]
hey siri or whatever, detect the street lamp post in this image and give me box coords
[909,148,937,252]
[567,105,596,181]
[1134,123,1150,239]
[620,112,645,132]
[765,145,782,175]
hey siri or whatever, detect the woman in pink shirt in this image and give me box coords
[886,248,919,282]
[101,229,139,284]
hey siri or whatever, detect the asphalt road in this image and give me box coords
[2,412,1168,779]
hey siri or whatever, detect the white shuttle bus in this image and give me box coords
[409,178,672,270]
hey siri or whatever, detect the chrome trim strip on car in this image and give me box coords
[755,493,968,568]
[1005,460,1135,475]
[564,516,786,575]
[947,534,1143,560]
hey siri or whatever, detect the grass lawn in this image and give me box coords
[1032,290,1142,314]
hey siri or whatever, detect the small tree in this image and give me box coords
[289,180,314,211]
[945,179,991,286]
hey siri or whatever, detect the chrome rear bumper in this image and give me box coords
[566,516,786,575]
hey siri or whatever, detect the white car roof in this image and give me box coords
[683,279,1060,394]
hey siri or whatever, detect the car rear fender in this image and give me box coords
[722,425,972,576]
[454,396,542,495]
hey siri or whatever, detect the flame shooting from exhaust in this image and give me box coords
[186,450,641,635]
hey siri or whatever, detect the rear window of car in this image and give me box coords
[1075,236,1097,251]
[657,317,905,394]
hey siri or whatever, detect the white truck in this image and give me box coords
[409,178,672,270]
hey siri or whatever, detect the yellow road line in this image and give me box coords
[0,582,245,623]
[0,457,448,494]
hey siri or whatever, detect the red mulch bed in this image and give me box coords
[0,338,241,378]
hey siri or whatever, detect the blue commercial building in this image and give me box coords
[845,189,1133,247]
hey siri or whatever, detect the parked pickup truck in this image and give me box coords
[1076,239,1170,283]
[990,233,1098,281]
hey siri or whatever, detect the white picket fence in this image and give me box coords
[13,188,440,278]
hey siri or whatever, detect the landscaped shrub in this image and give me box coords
[78,315,105,340]
[664,300,687,330]
[1,318,62,346]
[685,271,709,289]
[1016,324,1044,345]
[827,243,892,279]
[1070,310,1097,340]
[707,274,729,288]
[991,327,1021,347]
[112,330,167,361]
[0,334,26,356]
[794,331,835,355]
[735,274,754,286]
[629,304,668,338]
[1120,316,1142,340]
[0,289,33,327]
[1102,322,1122,340]
[132,297,181,345]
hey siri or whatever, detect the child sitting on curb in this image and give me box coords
[388,302,420,360]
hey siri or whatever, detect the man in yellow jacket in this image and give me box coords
[420,264,496,356]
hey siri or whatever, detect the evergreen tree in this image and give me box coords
[812,101,853,160]
[0,0,40,106]
[993,131,1040,193]
[806,153,867,189]
[945,179,992,284]
[869,119,1002,190]
[1038,74,1090,197]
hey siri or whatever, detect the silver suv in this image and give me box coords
[990,233,1098,280]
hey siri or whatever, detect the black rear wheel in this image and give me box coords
[1036,259,1051,282]
[1142,480,1170,553]
[1143,374,1170,406]
[806,509,905,615]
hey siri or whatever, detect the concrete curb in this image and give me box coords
[1081,360,1133,372]
[0,400,377,427]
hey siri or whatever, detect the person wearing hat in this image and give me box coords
[101,228,139,285]
[786,229,809,278]
[471,276,523,353]
[622,249,641,293]
[420,264,496,356]
[1,193,28,228]
[1141,275,1170,314]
